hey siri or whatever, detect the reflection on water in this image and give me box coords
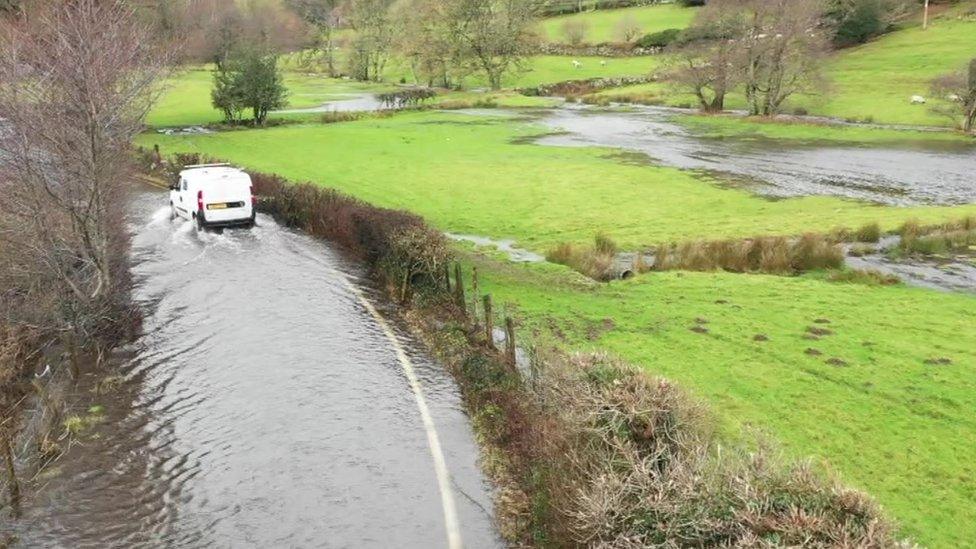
[537,105,976,206]
[4,190,499,548]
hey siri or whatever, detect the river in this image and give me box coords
[3,189,499,548]
[536,104,976,206]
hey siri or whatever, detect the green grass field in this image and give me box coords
[141,69,976,547]
[148,57,658,128]
[148,67,397,127]
[467,254,976,548]
[140,111,976,251]
[539,4,697,44]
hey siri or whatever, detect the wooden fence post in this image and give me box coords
[505,317,517,367]
[470,267,479,319]
[483,294,495,349]
[453,263,466,315]
[443,263,451,294]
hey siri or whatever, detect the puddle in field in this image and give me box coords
[535,104,976,206]
[843,236,976,293]
[275,92,387,114]
[446,233,545,263]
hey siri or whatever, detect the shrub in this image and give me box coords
[635,28,682,48]
[533,353,900,546]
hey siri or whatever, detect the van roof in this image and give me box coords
[180,165,248,183]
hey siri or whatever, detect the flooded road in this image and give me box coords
[536,105,976,206]
[4,190,499,548]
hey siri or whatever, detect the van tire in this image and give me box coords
[195,213,204,232]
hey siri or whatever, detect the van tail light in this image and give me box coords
[197,190,204,213]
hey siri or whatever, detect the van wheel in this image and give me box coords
[195,214,204,231]
[169,203,176,221]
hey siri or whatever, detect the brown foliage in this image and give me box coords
[654,234,843,275]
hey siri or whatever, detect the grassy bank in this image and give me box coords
[584,6,976,128]
[140,111,976,252]
[464,252,976,547]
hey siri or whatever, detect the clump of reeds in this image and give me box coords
[653,234,843,275]
[854,222,882,243]
[899,216,976,256]
[546,233,620,281]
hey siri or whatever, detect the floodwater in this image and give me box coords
[536,105,976,206]
[275,93,386,115]
[446,233,545,263]
[844,236,976,293]
[4,190,499,548]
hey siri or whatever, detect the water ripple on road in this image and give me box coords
[5,190,499,549]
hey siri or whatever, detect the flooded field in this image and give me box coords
[3,190,499,548]
[536,105,976,206]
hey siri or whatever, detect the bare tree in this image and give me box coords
[561,18,589,46]
[614,14,642,43]
[670,7,745,112]
[0,0,168,342]
[931,58,976,134]
[444,0,539,90]
[735,0,829,116]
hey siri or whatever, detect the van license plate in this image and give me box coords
[208,203,228,210]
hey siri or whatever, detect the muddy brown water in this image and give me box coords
[536,105,976,206]
[2,190,500,548]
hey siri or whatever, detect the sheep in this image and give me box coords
[572,59,582,69]
[600,60,607,67]
[910,95,927,105]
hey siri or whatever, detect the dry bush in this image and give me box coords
[533,352,900,547]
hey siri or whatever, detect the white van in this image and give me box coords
[169,164,255,230]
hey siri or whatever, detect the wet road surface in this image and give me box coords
[4,190,499,548]
[536,105,976,206]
